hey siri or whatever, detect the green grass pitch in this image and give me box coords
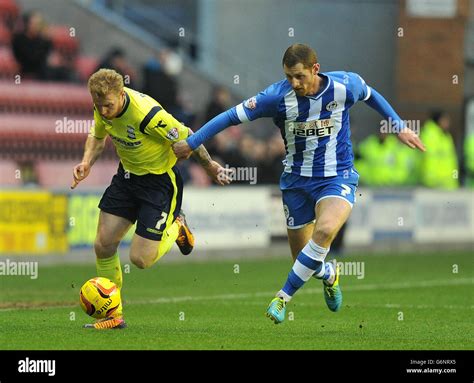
[0,251,472,350]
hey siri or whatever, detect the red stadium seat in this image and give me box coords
[48,25,79,56]
[75,55,99,82]
[0,114,117,162]
[0,159,21,186]
[0,114,83,134]
[0,46,19,77]
[0,0,19,28]
[0,114,89,161]
[0,21,11,46]
[36,160,119,188]
[0,80,92,114]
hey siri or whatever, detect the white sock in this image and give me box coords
[277,289,292,303]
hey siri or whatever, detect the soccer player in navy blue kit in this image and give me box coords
[173,44,425,324]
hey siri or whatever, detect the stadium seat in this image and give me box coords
[48,25,79,57]
[0,21,11,46]
[0,80,92,114]
[0,114,83,160]
[0,46,19,78]
[0,116,117,162]
[36,160,119,188]
[0,114,78,133]
[0,0,19,28]
[75,55,99,82]
[0,159,21,186]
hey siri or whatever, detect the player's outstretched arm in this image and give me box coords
[187,129,233,186]
[71,136,106,189]
[173,83,280,160]
[172,110,238,160]
[365,87,426,152]
[173,85,279,160]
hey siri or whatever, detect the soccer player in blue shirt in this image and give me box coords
[173,44,425,324]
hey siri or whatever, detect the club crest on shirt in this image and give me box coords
[166,128,179,140]
[244,97,257,110]
[326,101,338,112]
[127,125,136,139]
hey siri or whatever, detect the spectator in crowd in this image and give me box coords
[97,47,137,87]
[215,132,283,185]
[158,48,183,77]
[398,133,421,186]
[355,131,419,187]
[264,132,287,183]
[250,132,286,184]
[12,11,77,82]
[12,11,49,80]
[142,52,178,115]
[208,126,245,166]
[205,86,232,123]
[356,133,396,186]
[12,11,50,79]
[419,111,459,189]
[199,86,233,159]
[173,91,197,128]
[464,131,474,187]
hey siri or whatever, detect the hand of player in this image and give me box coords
[204,160,233,186]
[172,140,192,160]
[397,128,426,152]
[71,162,91,189]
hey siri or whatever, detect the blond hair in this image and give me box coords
[88,68,124,99]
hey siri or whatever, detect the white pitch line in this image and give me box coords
[0,278,472,312]
[127,277,474,306]
[231,301,474,310]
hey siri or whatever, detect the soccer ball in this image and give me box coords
[79,277,121,319]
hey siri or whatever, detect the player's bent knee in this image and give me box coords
[130,256,147,269]
[94,238,120,258]
[130,252,156,269]
[314,224,338,245]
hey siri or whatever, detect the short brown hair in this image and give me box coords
[282,44,318,69]
[88,68,124,99]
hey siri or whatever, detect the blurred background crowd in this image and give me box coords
[0,0,472,190]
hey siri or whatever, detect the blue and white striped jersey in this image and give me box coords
[232,71,371,178]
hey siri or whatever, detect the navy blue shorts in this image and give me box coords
[280,168,359,229]
[98,163,183,241]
